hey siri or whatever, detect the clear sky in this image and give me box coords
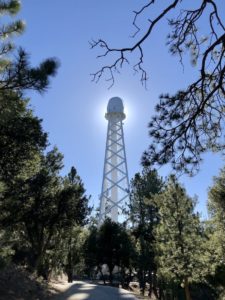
[16,0,224,218]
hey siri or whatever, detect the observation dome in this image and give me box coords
[105,97,126,120]
[107,97,124,113]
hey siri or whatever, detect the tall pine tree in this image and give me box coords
[129,167,163,296]
[155,175,212,300]
[208,167,225,288]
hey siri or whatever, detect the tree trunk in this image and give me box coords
[184,278,192,300]
[109,266,113,285]
[98,266,106,285]
[120,267,125,288]
[66,269,73,283]
[152,273,159,299]
[66,239,73,283]
[138,270,146,296]
[36,256,49,280]
[148,270,153,297]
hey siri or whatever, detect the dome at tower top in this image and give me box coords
[107,97,124,113]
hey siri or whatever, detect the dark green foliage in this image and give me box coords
[0,0,24,63]
[207,167,225,298]
[1,146,91,277]
[0,90,51,273]
[0,91,48,272]
[0,0,21,15]
[130,168,163,226]
[97,219,133,284]
[0,0,91,280]
[208,167,225,222]
[60,167,91,227]
[0,91,47,182]
[1,48,59,93]
[6,161,90,277]
[155,175,214,300]
[45,226,90,283]
[129,168,163,296]
[0,1,58,94]
[142,81,225,175]
[83,219,134,286]
[55,168,91,282]
[83,226,99,279]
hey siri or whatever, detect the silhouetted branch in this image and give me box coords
[91,0,179,88]
[0,48,59,93]
[92,0,225,173]
[131,1,155,38]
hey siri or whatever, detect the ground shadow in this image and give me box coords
[49,281,137,300]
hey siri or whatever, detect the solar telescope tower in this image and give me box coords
[99,97,129,225]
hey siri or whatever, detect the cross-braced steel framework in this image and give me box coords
[99,109,129,224]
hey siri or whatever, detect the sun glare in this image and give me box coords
[93,92,136,134]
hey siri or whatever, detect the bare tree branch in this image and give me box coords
[91,0,225,173]
[91,0,179,87]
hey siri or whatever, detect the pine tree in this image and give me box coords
[0,0,58,93]
[97,219,133,285]
[129,168,163,296]
[208,167,225,274]
[155,175,213,300]
[0,0,59,275]
[0,92,48,269]
[83,226,100,280]
[0,0,58,214]
[83,220,134,286]
[58,167,91,282]
[0,0,24,64]
[0,92,47,183]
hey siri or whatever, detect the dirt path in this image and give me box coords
[49,280,138,300]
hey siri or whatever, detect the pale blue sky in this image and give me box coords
[16,0,224,218]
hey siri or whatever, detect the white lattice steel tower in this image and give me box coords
[99,97,129,224]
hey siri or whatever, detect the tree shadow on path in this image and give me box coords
[50,281,137,300]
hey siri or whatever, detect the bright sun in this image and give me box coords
[94,93,135,132]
